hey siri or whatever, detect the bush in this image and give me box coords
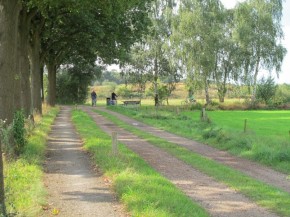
[256,76,277,105]
[56,64,102,104]
[202,127,222,139]
[12,111,26,156]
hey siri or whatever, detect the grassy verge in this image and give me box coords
[4,107,59,216]
[107,106,290,174]
[95,108,290,217]
[71,109,208,217]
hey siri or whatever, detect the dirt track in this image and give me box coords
[94,106,290,194]
[42,107,126,217]
[42,105,289,216]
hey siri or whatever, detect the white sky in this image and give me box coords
[220,0,290,84]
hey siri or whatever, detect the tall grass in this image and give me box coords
[4,107,59,216]
[71,109,208,217]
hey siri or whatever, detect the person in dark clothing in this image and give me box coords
[111,92,118,105]
[91,90,97,106]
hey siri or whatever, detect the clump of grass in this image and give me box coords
[71,110,208,217]
[4,107,59,216]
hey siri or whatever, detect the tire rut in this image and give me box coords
[96,106,290,194]
[81,106,278,217]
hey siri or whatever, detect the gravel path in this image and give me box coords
[42,106,126,217]
[82,106,278,217]
[95,106,290,194]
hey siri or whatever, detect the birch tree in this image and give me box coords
[233,0,286,101]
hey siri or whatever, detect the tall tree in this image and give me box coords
[0,0,21,123]
[40,0,152,106]
[233,0,286,101]
[213,8,240,102]
[0,1,21,214]
[122,0,178,106]
[172,0,224,104]
[29,13,44,114]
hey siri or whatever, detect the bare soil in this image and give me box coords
[42,105,289,217]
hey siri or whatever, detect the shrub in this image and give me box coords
[202,127,222,139]
[276,150,290,162]
[232,137,252,151]
[256,76,278,105]
[12,111,26,156]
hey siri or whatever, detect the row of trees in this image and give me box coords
[121,0,286,105]
[0,0,153,215]
[0,0,153,122]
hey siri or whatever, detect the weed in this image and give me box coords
[202,127,222,139]
[276,150,290,162]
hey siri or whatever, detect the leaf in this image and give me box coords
[52,208,60,215]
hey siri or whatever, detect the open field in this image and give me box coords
[196,110,290,137]
[107,106,290,174]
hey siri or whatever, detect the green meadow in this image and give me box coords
[198,110,290,137]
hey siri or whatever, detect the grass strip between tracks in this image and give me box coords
[95,109,290,217]
[72,109,208,217]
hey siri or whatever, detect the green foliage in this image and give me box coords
[56,65,102,104]
[96,71,124,85]
[233,0,286,99]
[5,107,59,216]
[116,85,142,99]
[12,111,26,156]
[275,84,290,104]
[256,76,278,105]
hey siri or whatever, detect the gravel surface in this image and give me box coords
[42,106,127,217]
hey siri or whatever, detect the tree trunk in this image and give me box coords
[30,28,42,114]
[251,56,260,102]
[217,69,228,103]
[154,54,159,106]
[0,2,21,215]
[40,66,44,102]
[204,78,210,105]
[18,9,32,117]
[0,141,5,216]
[0,0,21,124]
[47,63,57,106]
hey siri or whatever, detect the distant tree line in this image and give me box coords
[120,0,286,106]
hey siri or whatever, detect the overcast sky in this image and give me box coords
[220,0,290,84]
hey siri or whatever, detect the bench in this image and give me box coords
[122,100,141,106]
